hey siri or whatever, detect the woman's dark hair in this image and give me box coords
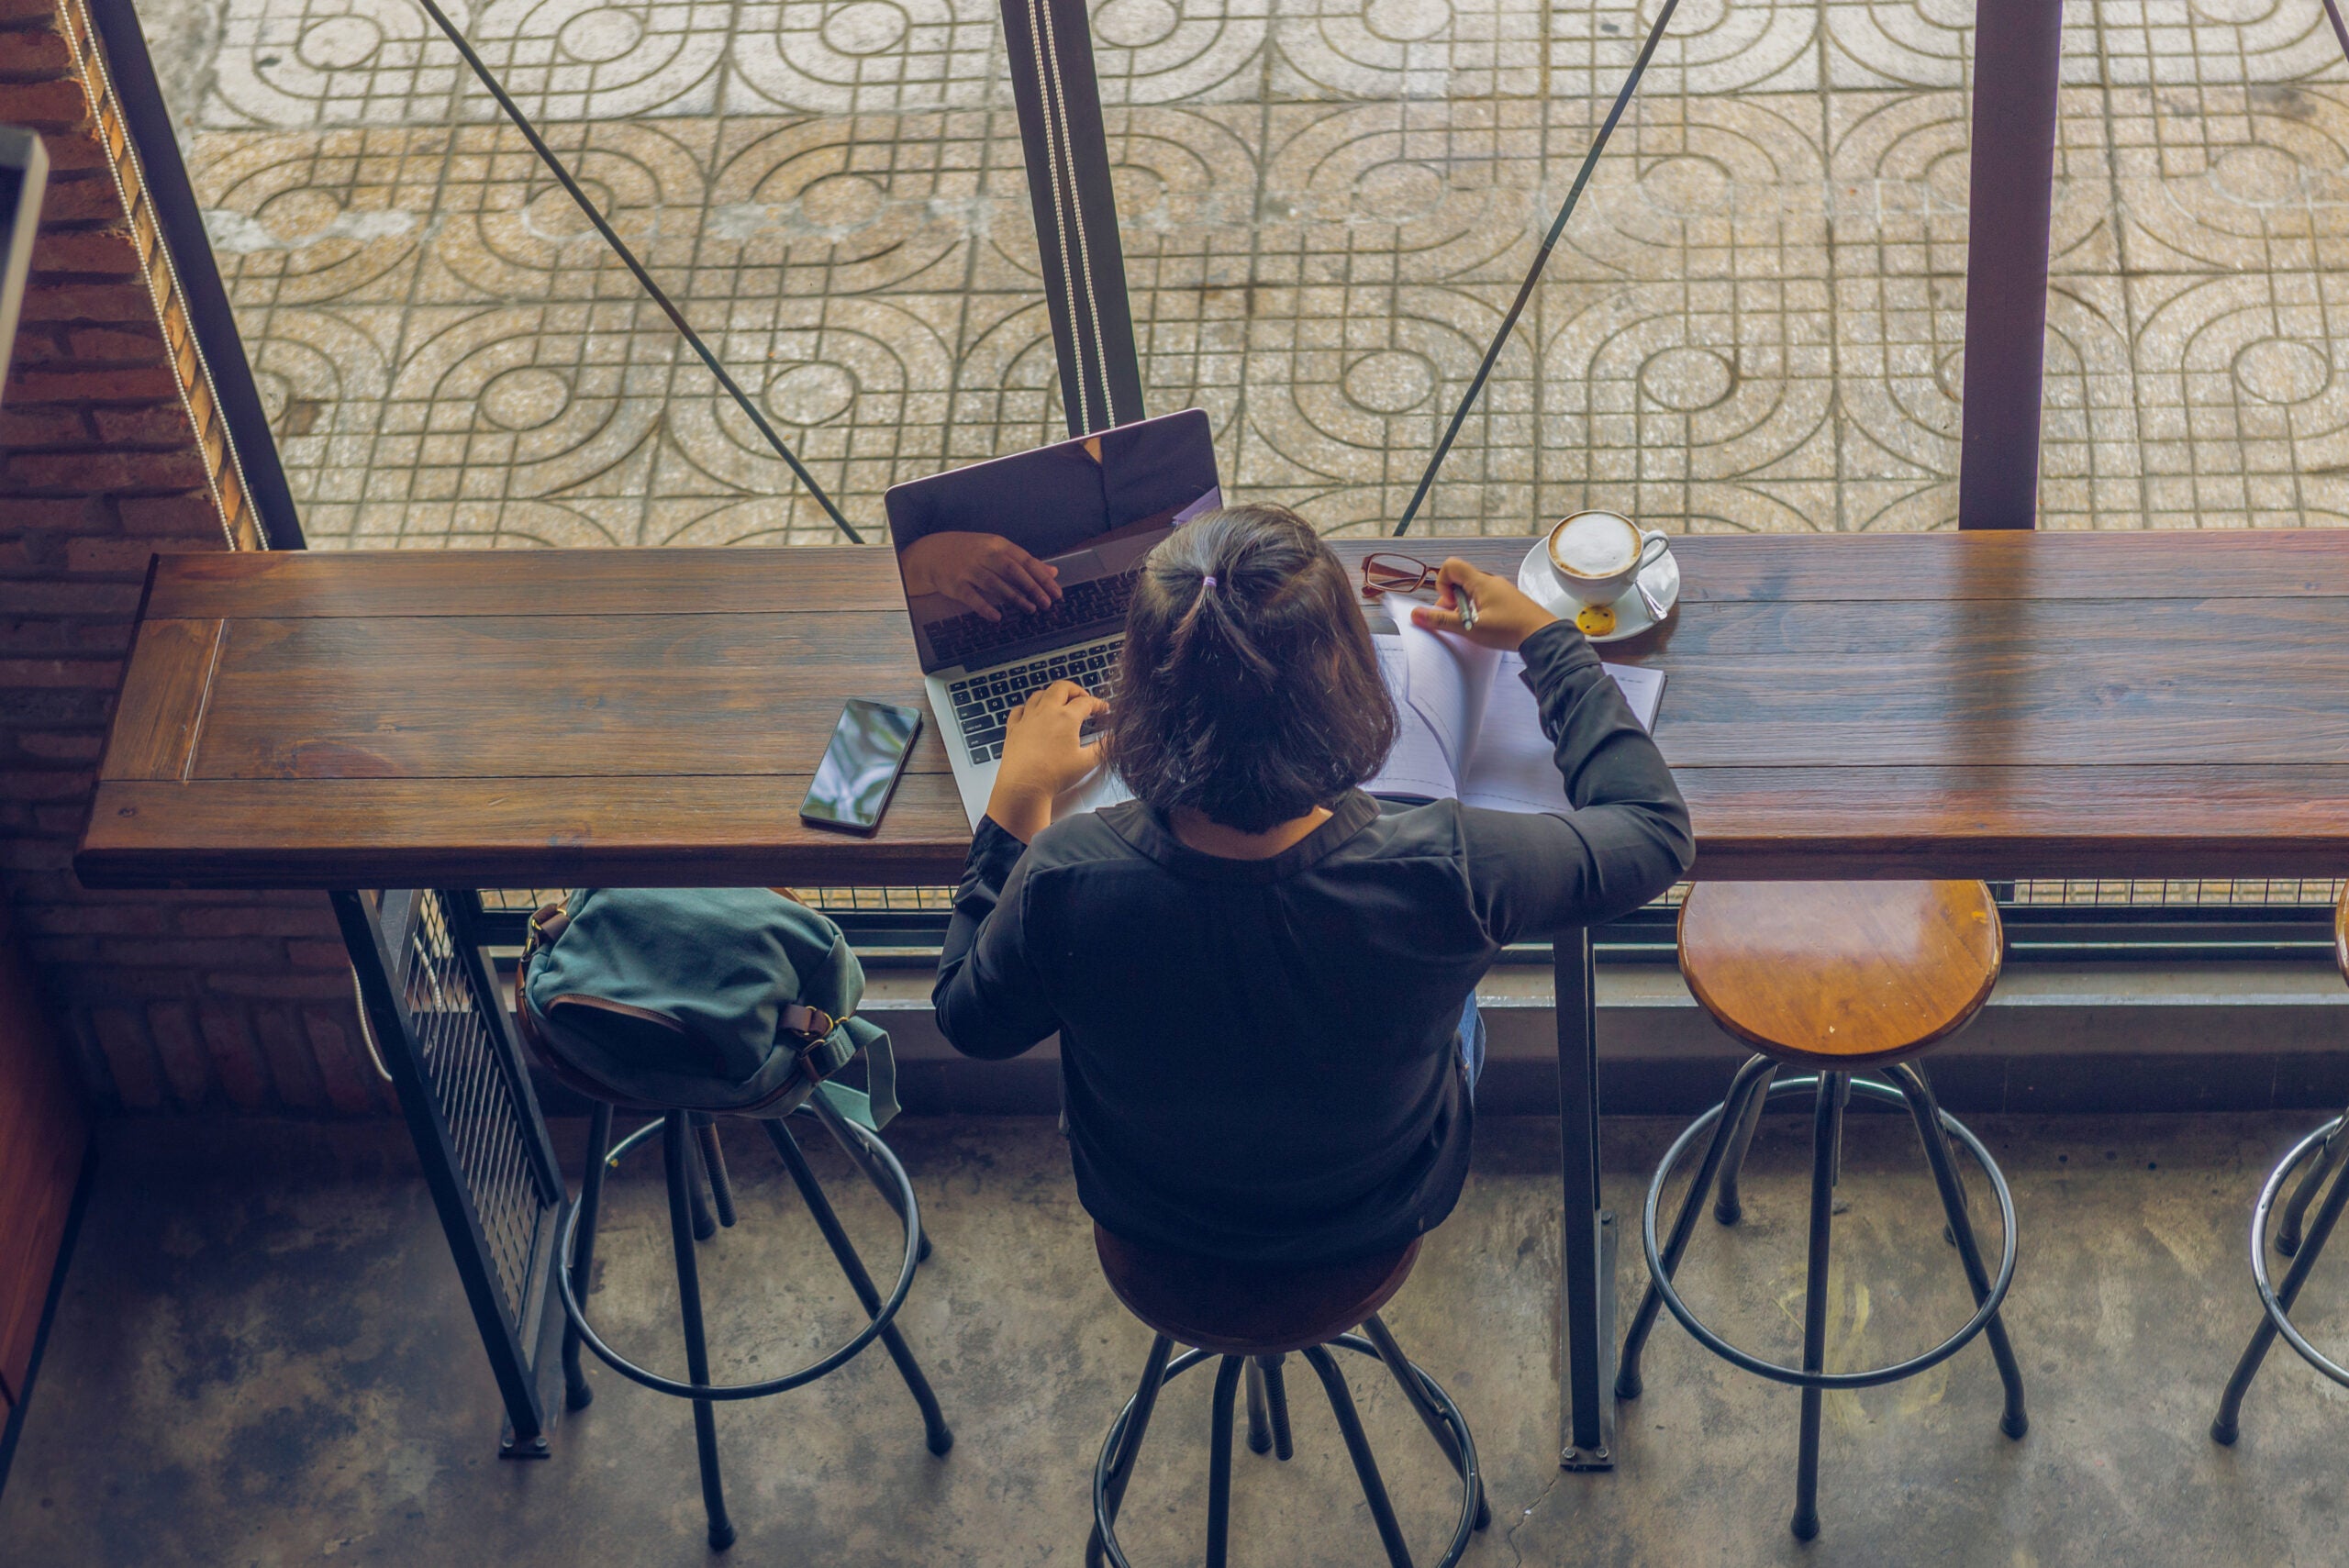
[1107,504,1397,834]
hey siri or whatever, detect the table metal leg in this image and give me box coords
[335,888,568,1457]
[1956,0,2065,529]
[1558,928,1616,1470]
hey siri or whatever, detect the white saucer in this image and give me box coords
[1517,539,1680,643]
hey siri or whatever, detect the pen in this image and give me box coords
[1459,587,1478,633]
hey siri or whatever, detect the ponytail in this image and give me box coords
[1165,555,1280,694]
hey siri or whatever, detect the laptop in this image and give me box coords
[885,408,1221,827]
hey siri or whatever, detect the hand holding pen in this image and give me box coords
[1409,558,1559,653]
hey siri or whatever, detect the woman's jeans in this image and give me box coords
[1459,994,1486,1100]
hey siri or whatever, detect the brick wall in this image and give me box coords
[0,0,388,1114]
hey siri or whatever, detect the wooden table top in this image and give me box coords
[73,530,2349,890]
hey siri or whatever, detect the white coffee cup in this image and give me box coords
[1545,510,1670,607]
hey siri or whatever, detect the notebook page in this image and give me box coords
[1052,762,1134,821]
[1455,657,1666,814]
[1361,637,1460,801]
[1391,611,1499,781]
[1604,661,1665,731]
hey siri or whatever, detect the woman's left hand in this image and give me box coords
[985,680,1109,841]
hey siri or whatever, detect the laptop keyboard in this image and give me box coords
[948,641,1121,762]
[923,572,1137,669]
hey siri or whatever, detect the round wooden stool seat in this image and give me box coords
[1678,881,2002,1067]
[1094,1227,1420,1355]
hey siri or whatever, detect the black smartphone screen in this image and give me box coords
[800,699,923,833]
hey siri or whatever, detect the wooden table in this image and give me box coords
[75,529,2349,1468]
[83,530,2349,890]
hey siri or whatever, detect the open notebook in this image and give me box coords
[1364,616,1664,812]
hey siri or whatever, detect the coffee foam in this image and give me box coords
[1553,514,1636,577]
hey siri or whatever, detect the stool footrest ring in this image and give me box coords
[1641,1073,2020,1392]
[556,1103,924,1401]
[2246,1115,2349,1390]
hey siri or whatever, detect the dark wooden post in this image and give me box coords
[995,0,1145,437]
[1956,0,2065,529]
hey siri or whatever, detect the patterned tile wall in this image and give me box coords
[141,0,2349,545]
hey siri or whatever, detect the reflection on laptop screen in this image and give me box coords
[885,408,1220,673]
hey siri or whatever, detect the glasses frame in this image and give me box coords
[1361,552,1437,598]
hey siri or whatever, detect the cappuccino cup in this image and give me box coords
[1546,510,1670,607]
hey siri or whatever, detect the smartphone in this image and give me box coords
[800,699,923,834]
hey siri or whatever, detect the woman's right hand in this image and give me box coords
[985,680,1109,842]
[1409,558,1558,651]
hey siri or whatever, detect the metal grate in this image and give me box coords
[480,885,957,915]
[484,880,2349,920]
[2009,879,2344,908]
[403,891,549,1324]
[795,886,956,912]
[1659,880,2342,910]
[478,888,562,914]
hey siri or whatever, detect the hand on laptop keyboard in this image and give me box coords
[948,643,1120,762]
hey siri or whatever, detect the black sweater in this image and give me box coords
[932,619,1694,1264]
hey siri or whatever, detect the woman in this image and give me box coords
[933,505,1692,1265]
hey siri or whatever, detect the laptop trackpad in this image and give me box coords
[1045,547,1108,585]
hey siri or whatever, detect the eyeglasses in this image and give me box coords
[1361,553,1437,597]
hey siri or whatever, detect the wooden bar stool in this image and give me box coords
[556,1098,953,1549]
[515,895,952,1549]
[1087,1229,1487,1568]
[2210,889,2349,1446]
[1616,881,2028,1540]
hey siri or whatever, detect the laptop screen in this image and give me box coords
[885,408,1220,673]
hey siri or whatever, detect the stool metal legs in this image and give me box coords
[559,1107,951,1550]
[1363,1316,1490,1529]
[1300,1343,1413,1568]
[1618,1053,1778,1399]
[673,1111,727,1242]
[1258,1354,1294,1460]
[1886,1064,2028,1440]
[663,1110,737,1550]
[1791,1073,1844,1540]
[1243,1357,1275,1455]
[807,1086,932,1262]
[2276,1118,2346,1259]
[562,1101,615,1412]
[2212,1108,2349,1445]
[1088,1334,1177,1568]
[1091,1329,1481,1568]
[694,1112,738,1229]
[1204,1355,1246,1568]
[1714,1062,1776,1225]
[760,1118,955,1455]
[1619,1062,2024,1541]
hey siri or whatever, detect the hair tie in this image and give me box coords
[1200,574,1218,589]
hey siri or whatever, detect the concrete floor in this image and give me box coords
[6,1110,2349,1566]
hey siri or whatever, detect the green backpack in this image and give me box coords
[517,888,896,1129]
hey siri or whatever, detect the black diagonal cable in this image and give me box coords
[409,0,862,542]
[1394,0,1683,538]
[2326,0,2349,71]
